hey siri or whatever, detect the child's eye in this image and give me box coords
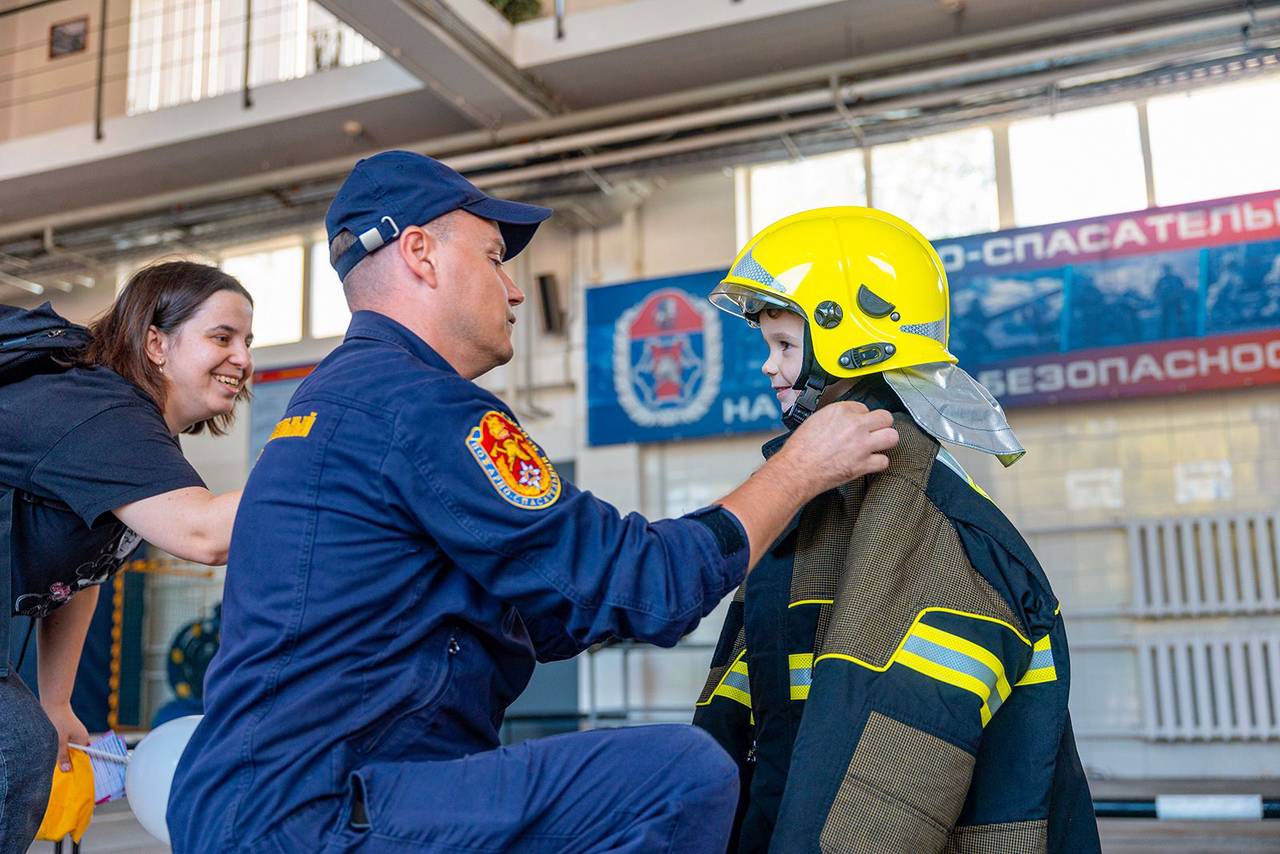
[779,341,792,352]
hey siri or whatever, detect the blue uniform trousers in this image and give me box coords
[267,724,738,853]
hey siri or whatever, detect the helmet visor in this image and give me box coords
[709,282,799,328]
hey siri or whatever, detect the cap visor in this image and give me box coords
[463,195,553,260]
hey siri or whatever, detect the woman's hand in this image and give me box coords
[41,700,90,772]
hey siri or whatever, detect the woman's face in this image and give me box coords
[152,290,254,432]
[758,309,806,413]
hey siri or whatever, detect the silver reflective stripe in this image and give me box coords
[903,634,1003,715]
[901,318,946,344]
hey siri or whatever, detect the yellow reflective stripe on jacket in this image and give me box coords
[709,649,752,708]
[789,653,813,700]
[895,622,1011,727]
[1015,633,1057,686]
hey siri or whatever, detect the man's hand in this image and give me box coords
[42,700,90,772]
[775,402,899,494]
[717,403,899,570]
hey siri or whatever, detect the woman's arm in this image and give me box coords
[113,487,242,565]
[37,585,98,770]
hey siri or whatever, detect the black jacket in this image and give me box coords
[694,382,1100,853]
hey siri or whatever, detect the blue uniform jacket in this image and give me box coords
[169,311,748,852]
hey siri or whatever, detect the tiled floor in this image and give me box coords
[29,800,1280,853]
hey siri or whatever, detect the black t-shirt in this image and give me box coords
[1,363,205,618]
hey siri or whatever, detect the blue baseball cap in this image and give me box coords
[325,150,553,280]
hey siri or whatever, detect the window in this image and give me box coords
[310,242,350,339]
[221,245,304,347]
[740,148,867,240]
[1147,77,1280,207]
[127,0,381,115]
[871,127,998,239]
[1009,102,1148,226]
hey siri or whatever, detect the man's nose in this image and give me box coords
[503,270,525,306]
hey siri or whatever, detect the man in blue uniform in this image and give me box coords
[168,151,899,853]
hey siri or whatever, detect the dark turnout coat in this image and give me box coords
[694,385,1100,854]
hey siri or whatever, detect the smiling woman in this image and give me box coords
[0,261,252,853]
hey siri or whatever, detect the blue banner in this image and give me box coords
[586,191,1280,444]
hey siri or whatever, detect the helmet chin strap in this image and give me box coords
[782,321,831,431]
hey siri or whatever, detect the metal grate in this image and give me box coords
[1128,515,1280,617]
[1138,634,1280,741]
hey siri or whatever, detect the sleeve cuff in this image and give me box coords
[686,505,749,593]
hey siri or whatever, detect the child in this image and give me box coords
[695,207,1100,854]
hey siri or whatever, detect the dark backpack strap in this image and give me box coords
[1,486,12,679]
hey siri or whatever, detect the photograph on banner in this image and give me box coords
[1065,250,1200,350]
[949,269,1064,369]
[1205,238,1280,334]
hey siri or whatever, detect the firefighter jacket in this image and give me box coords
[693,380,1101,854]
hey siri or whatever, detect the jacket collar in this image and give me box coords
[760,375,906,460]
[344,310,458,376]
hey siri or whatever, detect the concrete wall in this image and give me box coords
[0,0,130,141]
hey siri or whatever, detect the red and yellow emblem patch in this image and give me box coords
[465,410,561,509]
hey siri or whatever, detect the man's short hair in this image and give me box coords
[330,229,358,273]
[330,216,458,280]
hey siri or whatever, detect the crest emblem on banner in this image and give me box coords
[613,288,722,427]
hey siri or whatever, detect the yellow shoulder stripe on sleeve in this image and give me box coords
[697,649,752,709]
[788,653,813,701]
[815,606,1036,727]
[1015,633,1058,686]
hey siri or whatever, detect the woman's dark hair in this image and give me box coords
[79,261,254,436]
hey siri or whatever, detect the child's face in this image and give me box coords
[758,309,806,413]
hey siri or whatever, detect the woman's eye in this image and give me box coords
[214,336,229,344]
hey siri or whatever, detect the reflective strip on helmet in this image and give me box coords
[729,246,782,292]
[901,318,946,345]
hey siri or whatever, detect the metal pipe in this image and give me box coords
[93,0,107,141]
[468,112,841,189]
[1094,797,1280,820]
[0,270,44,294]
[451,6,1280,174]
[1,8,1275,242]
[483,0,1247,140]
[242,0,253,109]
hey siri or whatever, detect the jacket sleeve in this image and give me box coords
[387,383,749,655]
[772,415,1041,854]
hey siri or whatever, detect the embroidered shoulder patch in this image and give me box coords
[466,410,561,509]
[268,411,317,442]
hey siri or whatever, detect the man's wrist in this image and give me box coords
[760,448,815,512]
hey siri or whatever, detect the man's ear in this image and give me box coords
[144,325,168,368]
[398,226,440,289]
